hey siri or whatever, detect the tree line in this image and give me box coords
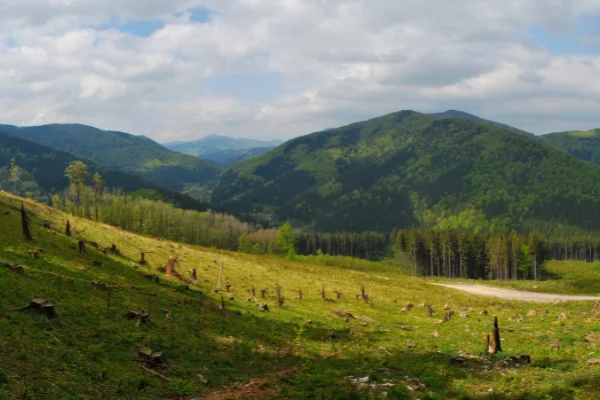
[51,161,600,281]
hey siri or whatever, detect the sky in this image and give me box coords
[2,1,600,142]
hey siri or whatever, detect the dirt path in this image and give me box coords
[433,283,600,303]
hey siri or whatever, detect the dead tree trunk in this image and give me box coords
[361,286,368,303]
[487,317,502,354]
[192,268,197,281]
[276,284,283,306]
[21,203,32,241]
[65,220,72,236]
[78,240,87,255]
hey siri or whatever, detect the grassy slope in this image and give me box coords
[1,192,600,399]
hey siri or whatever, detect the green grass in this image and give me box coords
[567,130,600,138]
[2,192,600,399]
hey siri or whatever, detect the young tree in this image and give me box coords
[275,222,296,255]
[92,172,105,221]
[9,158,20,183]
[64,161,89,213]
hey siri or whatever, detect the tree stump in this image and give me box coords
[78,240,87,255]
[21,298,56,319]
[139,252,147,265]
[251,287,256,297]
[28,249,39,259]
[42,221,52,229]
[427,304,433,318]
[276,284,284,306]
[138,347,167,367]
[334,290,342,300]
[297,288,303,300]
[257,303,269,312]
[260,288,267,298]
[126,310,150,326]
[65,220,72,236]
[92,260,102,267]
[192,268,197,281]
[226,282,231,292]
[109,244,119,255]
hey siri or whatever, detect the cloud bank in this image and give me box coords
[2,0,600,141]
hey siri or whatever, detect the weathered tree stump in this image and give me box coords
[427,304,433,318]
[65,220,72,236]
[28,249,40,259]
[109,244,119,255]
[21,298,56,319]
[487,317,502,354]
[450,357,467,366]
[92,260,102,267]
[192,268,197,281]
[92,280,107,291]
[126,310,150,326]
[139,252,147,265]
[260,288,267,298]
[257,303,269,312]
[226,282,231,292]
[276,284,284,306]
[142,273,160,283]
[251,287,256,297]
[138,347,167,367]
[78,240,87,255]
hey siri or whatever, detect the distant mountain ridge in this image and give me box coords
[0,123,221,192]
[164,135,283,166]
[212,110,600,233]
[540,129,600,165]
[0,131,209,211]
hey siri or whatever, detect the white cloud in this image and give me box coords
[2,0,600,141]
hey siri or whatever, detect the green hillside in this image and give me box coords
[165,135,282,166]
[541,129,600,165]
[0,124,222,192]
[212,111,600,233]
[3,192,600,399]
[0,132,209,212]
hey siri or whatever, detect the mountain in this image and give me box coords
[0,123,222,192]
[428,110,535,138]
[540,129,600,165]
[0,132,208,211]
[212,110,600,233]
[164,135,283,166]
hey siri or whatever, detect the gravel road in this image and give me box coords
[433,283,600,303]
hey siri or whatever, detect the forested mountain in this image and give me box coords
[428,110,535,138]
[0,132,208,211]
[541,129,600,165]
[165,135,282,166]
[212,110,600,233]
[0,123,222,191]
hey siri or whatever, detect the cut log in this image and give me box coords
[487,317,502,354]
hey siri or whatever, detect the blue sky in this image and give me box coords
[527,16,600,55]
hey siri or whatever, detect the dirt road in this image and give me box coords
[433,283,600,303]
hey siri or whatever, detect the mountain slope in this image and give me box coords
[165,135,282,166]
[1,192,599,399]
[0,132,208,211]
[429,110,535,138]
[540,129,600,165]
[212,110,600,232]
[0,123,222,191]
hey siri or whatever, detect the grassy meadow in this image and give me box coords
[1,191,600,399]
